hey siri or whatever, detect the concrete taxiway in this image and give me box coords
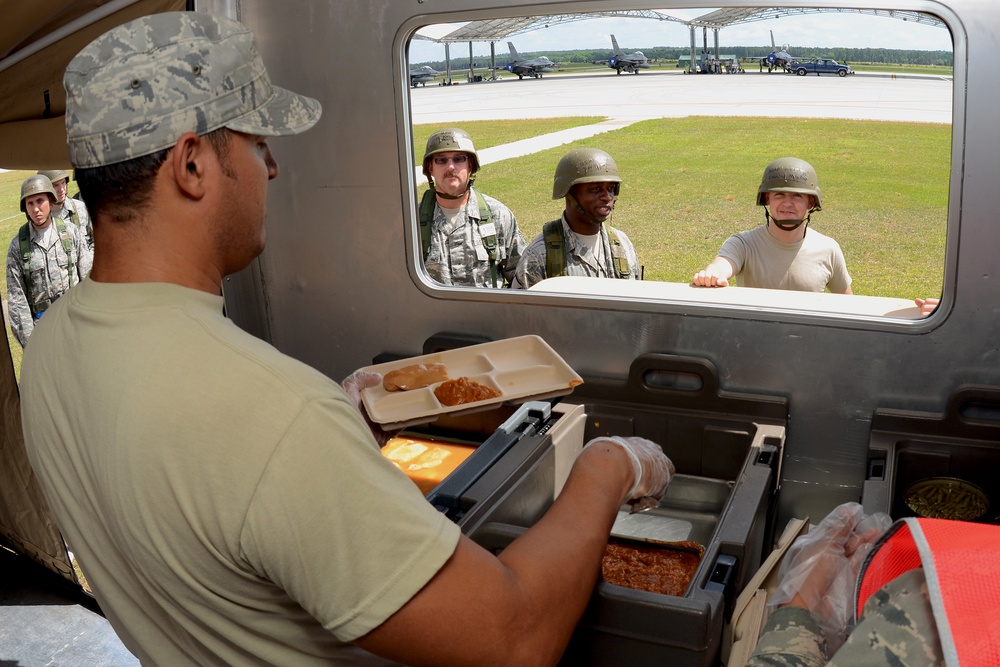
[410,69,953,168]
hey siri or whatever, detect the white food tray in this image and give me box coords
[359,335,583,430]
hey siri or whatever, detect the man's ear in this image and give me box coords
[171,131,208,201]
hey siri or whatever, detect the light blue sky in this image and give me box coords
[409,9,953,64]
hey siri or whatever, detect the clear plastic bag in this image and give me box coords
[767,502,892,653]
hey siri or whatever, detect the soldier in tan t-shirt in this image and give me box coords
[692,157,852,294]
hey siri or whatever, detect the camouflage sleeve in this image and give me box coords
[72,223,94,280]
[73,198,94,250]
[827,568,943,667]
[5,235,32,347]
[487,198,526,287]
[745,606,828,667]
[513,234,547,289]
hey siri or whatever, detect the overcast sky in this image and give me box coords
[408,9,953,63]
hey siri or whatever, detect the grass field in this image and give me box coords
[416,116,949,296]
[1,114,950,378]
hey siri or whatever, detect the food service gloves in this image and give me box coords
[767,501,892,654]
[340,370,391,448]
[584,435,675,513]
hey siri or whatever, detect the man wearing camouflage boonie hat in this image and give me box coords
[21,12,678,667]
[5,173,92,347]
[19,10,462,666]
[692,157,852,294]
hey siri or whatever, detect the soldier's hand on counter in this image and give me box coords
[341,370,392,447]
[582,436,675,512]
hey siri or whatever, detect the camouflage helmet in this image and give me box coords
[552,148,622,200]
[38,169,70,185]
[422,128,480,178]
[20,174,57,213]
[756,157,823,210]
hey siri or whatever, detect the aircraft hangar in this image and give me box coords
[415,8,947,82]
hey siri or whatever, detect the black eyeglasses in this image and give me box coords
[432,154,469,166]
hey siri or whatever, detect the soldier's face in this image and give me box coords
[51,178,68,203]
[766,191,813,220]
[570,182,618,222]
[430,151,471,197]
[24,194,51,227]
[215,132,278,274]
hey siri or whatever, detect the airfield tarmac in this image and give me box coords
[410,68,953,167]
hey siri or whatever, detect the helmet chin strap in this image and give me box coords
[430,173,476,201]
[569,193,614,226]
[765,207,813,233]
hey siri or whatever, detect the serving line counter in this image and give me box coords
[529,276,921,318]
[372,341,788,667]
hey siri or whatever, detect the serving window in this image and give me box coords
[403,6,955,325]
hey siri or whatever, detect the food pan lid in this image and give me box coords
[358,335,583,430]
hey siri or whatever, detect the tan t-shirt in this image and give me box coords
[719,224,851,293]
[21,280,460,666]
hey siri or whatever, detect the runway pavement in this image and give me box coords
[411,69,952,168]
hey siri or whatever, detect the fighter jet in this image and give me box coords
[608,34,650,75]
[409,65,441,87]
[745,31,794,73]
[506,42,557,79]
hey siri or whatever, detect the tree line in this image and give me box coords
[417,46,952,69]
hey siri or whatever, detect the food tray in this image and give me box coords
[359,335,583,430]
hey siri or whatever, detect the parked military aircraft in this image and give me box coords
[409,65,441,87]
[608,34,650,74]
[506,42,557,79]
[744,31,794,73]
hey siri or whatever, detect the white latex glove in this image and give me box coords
[583,436,675,512]
[768,501,892,653]
[341,370,391,448]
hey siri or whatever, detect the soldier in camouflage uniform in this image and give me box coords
[37,169,93,250]
[419,128,525,287]
[746,503,944,666]
[5,174,93,347]
[747,570,942,666]
[515,148,640,289]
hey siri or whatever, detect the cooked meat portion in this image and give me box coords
[433,377,501,406]
[602,540,704,596]
[383,363,449,391]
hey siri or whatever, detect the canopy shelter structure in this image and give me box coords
[413,11,686,84]
[412,7,948,80]
[0,0,186,168]
[686,8,946,71]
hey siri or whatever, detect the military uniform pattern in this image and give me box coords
[6,219,93,347]
[63,12,321,168]
[515,216,640,289]
[59,197,93,250]
[747,568,944,667]
[424,189,525,287]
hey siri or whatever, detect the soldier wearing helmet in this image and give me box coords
[514,148,640,289]
[38,169,93,250]
[419,128,525,288]
[5,174,93,346]
[692,157,852,294]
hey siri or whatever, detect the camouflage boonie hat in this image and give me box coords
[64,11,322,168]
